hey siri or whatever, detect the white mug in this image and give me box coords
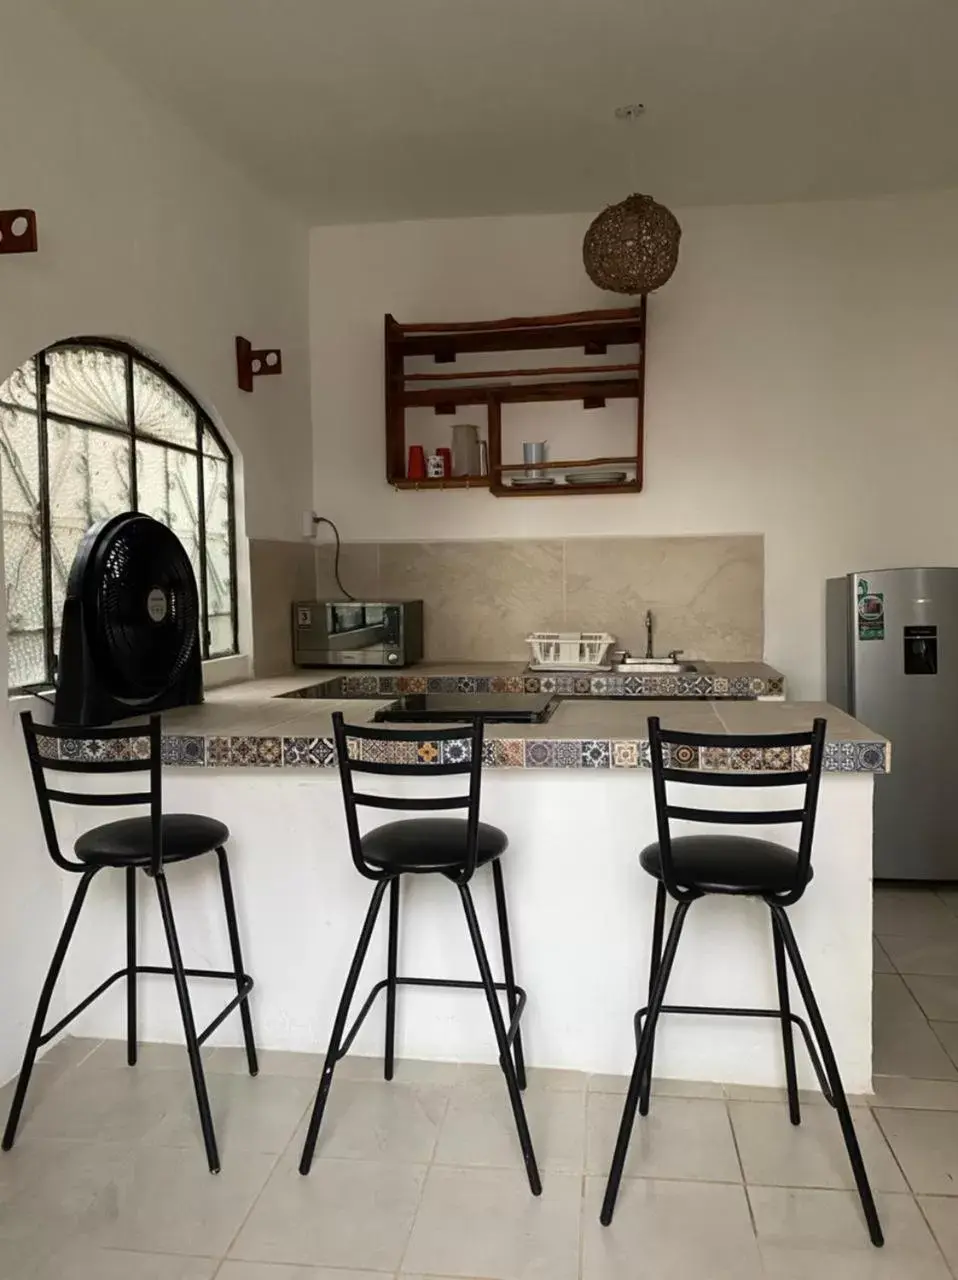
[426,454,445,478]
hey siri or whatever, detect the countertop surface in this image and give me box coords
[101,669,891,774]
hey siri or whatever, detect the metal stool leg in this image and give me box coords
[491,858,526,1090]
[216,848,258,1077]
[601,899,691,1226]
[460,881,541,1196]
[126,866,138,1067]
[770,904,884,1247]
[384,876,400,1081]
[638,880,668,1115]
[154,871,220,1174]
[2,870,97,1150]
[771,909,800,1125]
[300,878,390,1175]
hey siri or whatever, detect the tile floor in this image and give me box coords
[1,882,957,1279]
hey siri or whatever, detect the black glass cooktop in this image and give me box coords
[374,693,555,724]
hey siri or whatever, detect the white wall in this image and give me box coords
[0,0,311,1082]
[310,190,958,699]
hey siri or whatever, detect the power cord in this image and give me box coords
[311,515,355,601]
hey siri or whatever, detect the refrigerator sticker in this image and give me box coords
[857,579,885,641]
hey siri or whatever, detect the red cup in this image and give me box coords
[407,445,426,479]
[436,447,452,477]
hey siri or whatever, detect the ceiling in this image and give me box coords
[51,0,958,223]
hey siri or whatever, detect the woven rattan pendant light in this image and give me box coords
[583,105,681,295]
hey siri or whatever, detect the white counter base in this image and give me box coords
[59,770,875,1093]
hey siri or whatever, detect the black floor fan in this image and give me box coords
[54,512,203,726]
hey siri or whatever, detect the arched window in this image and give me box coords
[0,339,237,692]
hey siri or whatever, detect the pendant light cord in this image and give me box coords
[312,516,356,601]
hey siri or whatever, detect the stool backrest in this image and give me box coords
[332,712,485,883]
[647,715,827,904]
[21,711,163,875]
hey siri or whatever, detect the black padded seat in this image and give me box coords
[362,818,508,874]
[75,814,230,867]
[639,835,813,896]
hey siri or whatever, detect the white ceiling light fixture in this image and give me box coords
[583,104,681,295]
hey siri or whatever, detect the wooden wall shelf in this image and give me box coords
[385,302,647,496]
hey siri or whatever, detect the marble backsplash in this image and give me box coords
[315,534,764,663]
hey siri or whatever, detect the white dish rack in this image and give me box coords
[526,631,615,672]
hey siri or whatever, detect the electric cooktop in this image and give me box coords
[374,693,555,724]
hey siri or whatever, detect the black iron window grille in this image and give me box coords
[0,339,238,692]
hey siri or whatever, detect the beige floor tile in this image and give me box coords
[143,1071,315,1156]
[434,1083,584,1174]
[728,1101,906,1192]
[0,1139,130,1246]
[881,935,958,978]
[0,1063,69,1134]
[37,1037,103,1072]
[586,1072,725,1099]
[873,937,895,974]
[919,1194,958,1272]
[337,1055,465,1086]
[725,1083,862,1106]
[932,1021,958,1070]
[523,1066,589,1092]
[33,1245,220,1279]
[871,1074,958,1110]
[872,975,958,1080]
[400,1165,581,1280]
[218,1266,388,1280]
[905,974,958,1023]
[751,1186,950,1278]
[90,1145,277,1257]
[873,888,958,941]
[206,1046,324,1078]
[873,1107,958,1195]
[15,1065,188,1145]
[580,1175,763,1280]
[308,1080,449,1164]
[585,1093,741,1182]
[231,1158,425,1270]
[83,1040,208,1071]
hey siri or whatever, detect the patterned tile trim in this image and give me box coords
[159,731,887,773]
[320,670,786,700]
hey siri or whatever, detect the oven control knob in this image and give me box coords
[386,652,400,664]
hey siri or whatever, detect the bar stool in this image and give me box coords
[298,712,540,1195]
[2,712,258,1173]
[600,716,883,1247]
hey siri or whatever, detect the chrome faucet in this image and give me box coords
[644,610,654,660]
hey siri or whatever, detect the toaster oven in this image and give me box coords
[292,600,424,668]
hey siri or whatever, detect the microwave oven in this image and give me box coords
[292,600,424,668]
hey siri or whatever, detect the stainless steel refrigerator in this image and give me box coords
[827,567,958,881]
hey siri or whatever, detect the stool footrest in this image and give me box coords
[37,964,254,1049]
[339,976,527,1060]
[633,1001,833,1104]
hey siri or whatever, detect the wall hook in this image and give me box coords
[236,336,282,392]
[0,209,38,255]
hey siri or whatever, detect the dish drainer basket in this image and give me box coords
[526,631,615,672]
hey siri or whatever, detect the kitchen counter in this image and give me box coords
[80,672,886,772]
[59,670,884,1092]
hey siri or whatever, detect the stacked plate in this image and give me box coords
[565,470,629,486]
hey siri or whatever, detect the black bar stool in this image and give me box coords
[600,716,883,1247]
[298,712,540,1195]
[2,712,258,1173]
